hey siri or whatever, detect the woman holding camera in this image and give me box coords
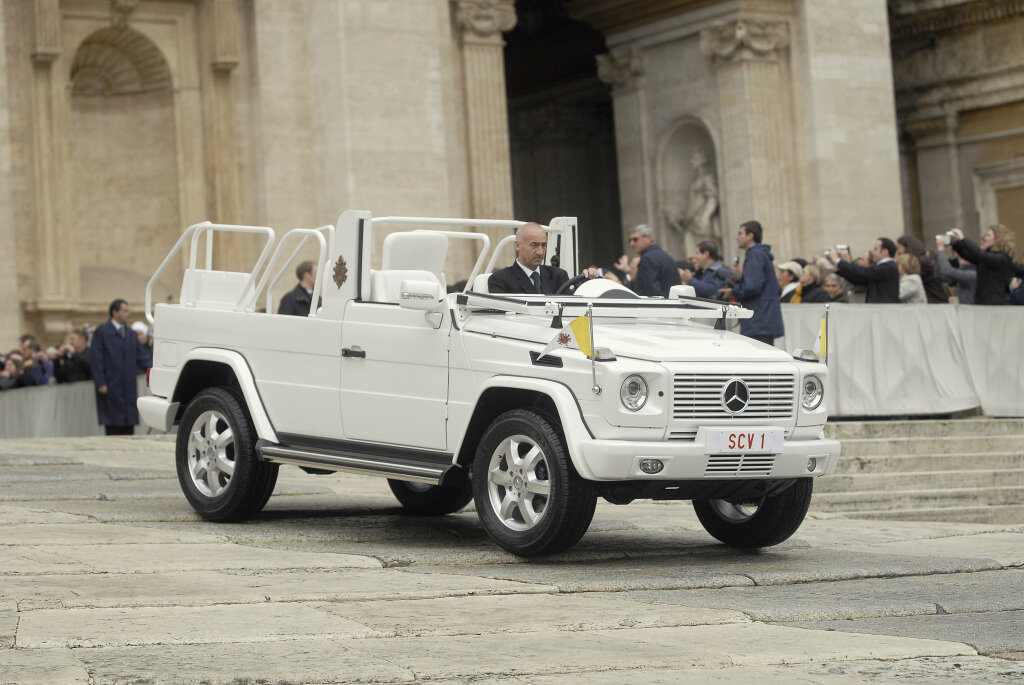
[949,225,1015,305]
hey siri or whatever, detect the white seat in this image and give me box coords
[382,231,448,288]
[180,268,253,310]
[471,273,491,293]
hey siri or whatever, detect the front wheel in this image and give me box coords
[388,472,473,515]
[472,409,596,557]
[692,478,813,549]
[175,387,278,522]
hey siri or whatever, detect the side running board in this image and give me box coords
[255,439,454,485]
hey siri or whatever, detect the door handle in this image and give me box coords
[342,347,366,358]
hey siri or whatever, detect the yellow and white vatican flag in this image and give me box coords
[538,314,592,360]
[813,306,831,360]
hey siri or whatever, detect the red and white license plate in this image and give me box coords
[705,428,784,455]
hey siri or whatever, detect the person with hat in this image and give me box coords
[131,321,154,354]
[777,261,803,302]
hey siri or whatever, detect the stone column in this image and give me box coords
[597,47,651,242]
[452,0,516,245]
[904,113,964,235]
[701,19,798,259]
[203,0,244,270]
[29,0,78,337]
[0,4,20,337]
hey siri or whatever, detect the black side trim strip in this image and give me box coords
[356,218,365,302]
[276,433,453,467]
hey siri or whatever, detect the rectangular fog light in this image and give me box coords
[639,459,664,474]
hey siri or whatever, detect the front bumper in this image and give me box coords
[574,427,840,481]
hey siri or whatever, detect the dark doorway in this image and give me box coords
[505,0,622,272]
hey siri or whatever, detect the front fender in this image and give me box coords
[459,375,600,480]
[175,348,278,443]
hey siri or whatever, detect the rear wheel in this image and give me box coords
[472,409,596,557]
[175,387,278,521]
[387,472,473,515]
[692,478,813,549]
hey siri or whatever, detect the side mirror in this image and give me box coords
[669,284,696,299]
[398,279,444,312]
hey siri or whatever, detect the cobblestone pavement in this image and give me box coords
[1,436,1022,684]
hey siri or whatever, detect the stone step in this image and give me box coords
[836,435,1020,458]
[829,504,1024,525]
[810,485,1024,512]
[824,417,1024,440]
[833,451,1024,475]
[816,469,1024,494]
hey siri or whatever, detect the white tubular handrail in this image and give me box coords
[484,234,518,275]
[410,229,491,291]
[372,216,525,230]
[253,228,328,316]
[145,221,276,324]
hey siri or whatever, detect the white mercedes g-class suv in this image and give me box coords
[139,211,840,557]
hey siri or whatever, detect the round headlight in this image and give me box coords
[620,375,648,411]
[801,375,824,410]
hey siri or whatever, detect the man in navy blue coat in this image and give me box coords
[92,299,153,435]
[723,221,784,345]
[629,224,681,297]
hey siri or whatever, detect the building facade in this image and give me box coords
[0,0,1020,343]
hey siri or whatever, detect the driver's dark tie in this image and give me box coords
[530,271,541,293]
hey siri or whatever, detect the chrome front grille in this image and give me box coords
[705,455,775,477]
[673,373,795,420]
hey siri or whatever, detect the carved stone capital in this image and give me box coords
[452,0,517,41]
[111,0,139,29]
[596,48,644,90]
[700,20,790,64]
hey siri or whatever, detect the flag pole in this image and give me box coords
[824,303,830,366]
[588,303,600,395]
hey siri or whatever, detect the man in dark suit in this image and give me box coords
[278,260,319,315]
[831,238,900,303]
[488,223,597,294]
[92,299,153,435]
[628,224,681,297]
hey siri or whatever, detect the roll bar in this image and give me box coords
[144,221,276,324]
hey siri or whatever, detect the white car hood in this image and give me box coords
[462,314,793,363]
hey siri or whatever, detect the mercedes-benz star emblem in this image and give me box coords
[721,378,750,414]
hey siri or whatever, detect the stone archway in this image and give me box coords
[68,26,182,310]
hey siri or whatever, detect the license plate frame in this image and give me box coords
[704,428,784,455]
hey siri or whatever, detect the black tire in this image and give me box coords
[692,478,813,549]
[472,409,596,557]
[175,387,279,522]
[388,471,473,515]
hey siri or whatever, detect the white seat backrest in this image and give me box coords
[181,268,252,310]
[369,269,440,303]
[382,232,448,288]
[471,273,490,293]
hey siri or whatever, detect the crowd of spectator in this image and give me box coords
[0,317,152,393]
[590,222,1023,310]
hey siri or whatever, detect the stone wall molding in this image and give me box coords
[891,0,1024,41]
[32,0,60,63]
[699,19,790,63]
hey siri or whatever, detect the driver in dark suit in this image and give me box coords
[488,222,598,294]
